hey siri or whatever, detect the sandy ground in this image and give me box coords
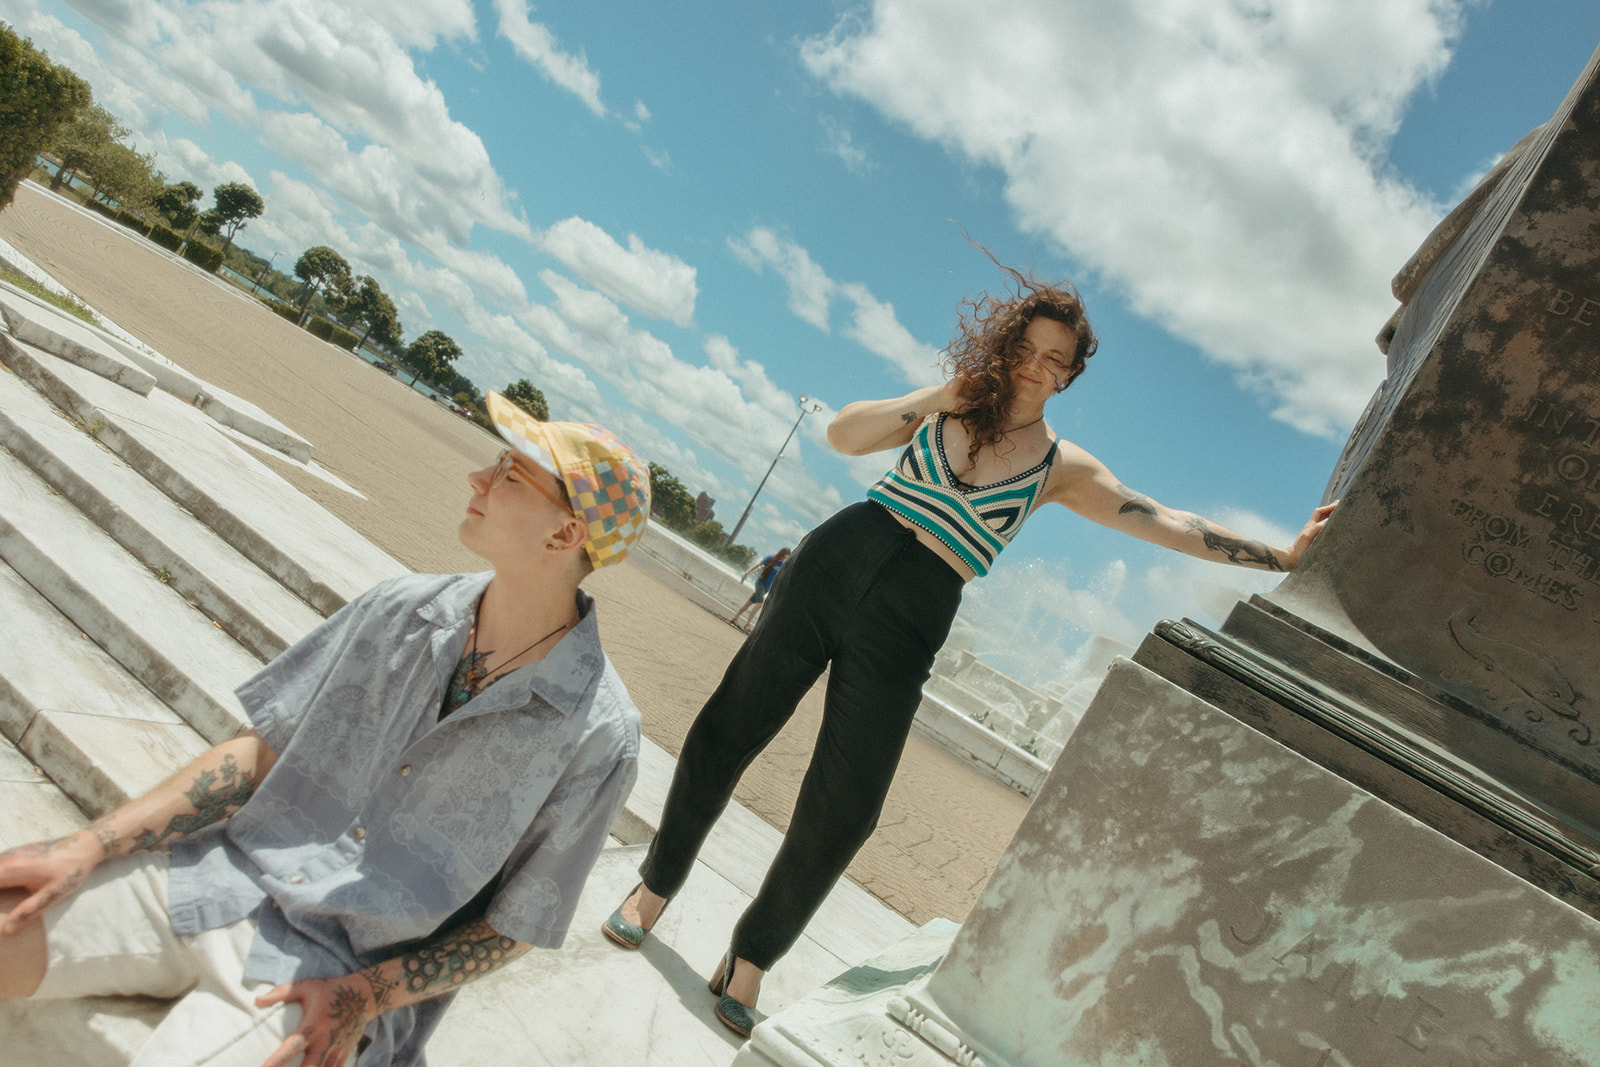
[0,181,1031,925]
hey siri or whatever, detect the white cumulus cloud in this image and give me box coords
[493,0,604,117]
[730,226,942,385]
[540,217,698,327]
[801,0,1466,438]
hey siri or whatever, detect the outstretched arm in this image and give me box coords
[255,918,533,1067]
[0,731,277,936]
[1045,440,1335,571]
[828,380,965,456]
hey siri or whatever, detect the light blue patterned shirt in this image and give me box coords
[167,572,640,1066]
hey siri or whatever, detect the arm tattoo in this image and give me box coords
[398,921,521,997]
[1114,483,1157,518]
[90,824,118,857]
[360,963,400,1013]
[899,410,918,426]
[132,754,258,852]
[1184,517,1284,571]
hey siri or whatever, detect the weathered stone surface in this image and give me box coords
[758,663,1600,1066]
[1262,40,1600,895]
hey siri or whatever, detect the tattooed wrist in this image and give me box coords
[360,963,400,1014]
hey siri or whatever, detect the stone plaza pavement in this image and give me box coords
[0,185,1028,1063]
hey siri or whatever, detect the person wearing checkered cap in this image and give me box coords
[0,395,648,1067]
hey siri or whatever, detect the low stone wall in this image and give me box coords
[632,522,751,609]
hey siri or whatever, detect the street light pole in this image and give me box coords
[724,395,823,548]
[251,251,279,296]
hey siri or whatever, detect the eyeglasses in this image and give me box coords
[491,450,574,514]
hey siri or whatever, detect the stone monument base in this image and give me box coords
[744,657,1600,1066]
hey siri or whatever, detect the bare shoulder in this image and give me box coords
[1043,437,1112,502]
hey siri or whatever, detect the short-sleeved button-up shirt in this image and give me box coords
[167,572,640,1066]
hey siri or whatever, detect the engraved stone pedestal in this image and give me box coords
[735,34,1600,1067]
[736,662,1600,1066]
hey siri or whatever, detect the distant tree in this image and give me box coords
[342,275,400,349]
[502,379,549,421]
[0,25,91,211]
[647,462,696,530]
[210,181,263,254]
[152,180,202,230]
[687,520,727,553]
[434,369,481,405]
[48,103,124,193]
[404,329,463,385]
[720,542,756,568]
[79,140,162,210]
[293,245,350,326]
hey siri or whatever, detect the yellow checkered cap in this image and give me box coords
[486,391,651,567]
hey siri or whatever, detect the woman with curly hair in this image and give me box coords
[603,263,1335,1036]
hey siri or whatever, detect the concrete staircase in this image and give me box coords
[0,262,918,1064]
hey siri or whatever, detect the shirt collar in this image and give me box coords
[420,574,604,719]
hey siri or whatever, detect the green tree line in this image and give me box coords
[2,24,557,453]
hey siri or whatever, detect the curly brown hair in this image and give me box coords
[943,261,1097,462]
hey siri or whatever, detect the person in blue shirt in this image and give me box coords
[729,547,790,631]
[0,395,650,1067]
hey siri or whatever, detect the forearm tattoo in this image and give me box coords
[132,754,258,852]
[1114,483,1157,518]
[398,921,522,997]
[1184,516,1284,571]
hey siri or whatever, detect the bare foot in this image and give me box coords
[619,883,667,929]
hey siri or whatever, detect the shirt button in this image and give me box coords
[352,827,367,841]
[399,765,412,776]
[289,874,304,885]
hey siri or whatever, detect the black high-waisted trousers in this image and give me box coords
[639,501,964,970]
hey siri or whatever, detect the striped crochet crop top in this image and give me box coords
[866,412,1056,578]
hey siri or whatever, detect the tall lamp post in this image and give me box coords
[251,251,279,296]
[724,395,823,548]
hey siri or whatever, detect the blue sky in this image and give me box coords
[6,0,1598,688]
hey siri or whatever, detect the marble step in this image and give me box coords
[0,280,313,462]
[0,730,90,848]
[0,447,257,746]
[0,333,407,617]
[0,558,210,817]
[0,364,323,662]
[0,286,156,397]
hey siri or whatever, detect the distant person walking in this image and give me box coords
[603,260,1335,1038]
[730,548,790,631]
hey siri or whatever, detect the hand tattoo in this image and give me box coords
[322,981,370,1057]
[1184,517,1284,571]
[132,754,257,852]
[399,922,520,996]
[0,838,90,917]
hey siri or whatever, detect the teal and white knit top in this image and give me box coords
[866,412,1056,578]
